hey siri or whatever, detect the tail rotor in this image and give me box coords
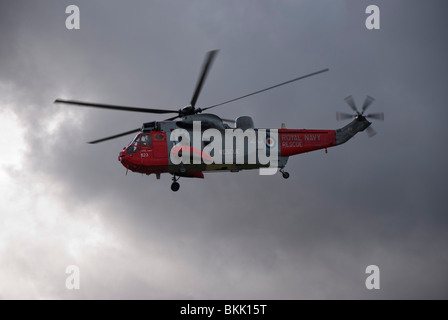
[337,95,384,137]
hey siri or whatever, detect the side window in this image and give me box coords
[140,134,152,148]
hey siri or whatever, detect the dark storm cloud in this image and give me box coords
[1,0,448,299]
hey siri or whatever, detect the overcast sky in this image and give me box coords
[1,0,447,299]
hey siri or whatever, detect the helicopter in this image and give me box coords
[55,50,384,192]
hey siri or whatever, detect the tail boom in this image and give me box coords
[279,118,371,157]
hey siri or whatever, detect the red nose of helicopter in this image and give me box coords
[118,147,132,170]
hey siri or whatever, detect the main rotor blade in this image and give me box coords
[54,99,178,114]
[88,128,141,144]
[164,115,180,121]
[190,50,219,108]
[344,95,360,114]
[202,68,329,111]
[361,96,375,113]
[366,126,377,137]
[336,112,354,121]
[366,112,384,121]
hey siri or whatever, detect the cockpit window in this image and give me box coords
[126,135,140,154]
[126,145,137,154]
[129,134,140,146]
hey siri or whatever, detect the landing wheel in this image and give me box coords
[280,168,290,179]
[171,182,180,192]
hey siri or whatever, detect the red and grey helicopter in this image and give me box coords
[55,50,384,191]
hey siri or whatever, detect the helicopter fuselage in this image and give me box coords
[118,114,371,178]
